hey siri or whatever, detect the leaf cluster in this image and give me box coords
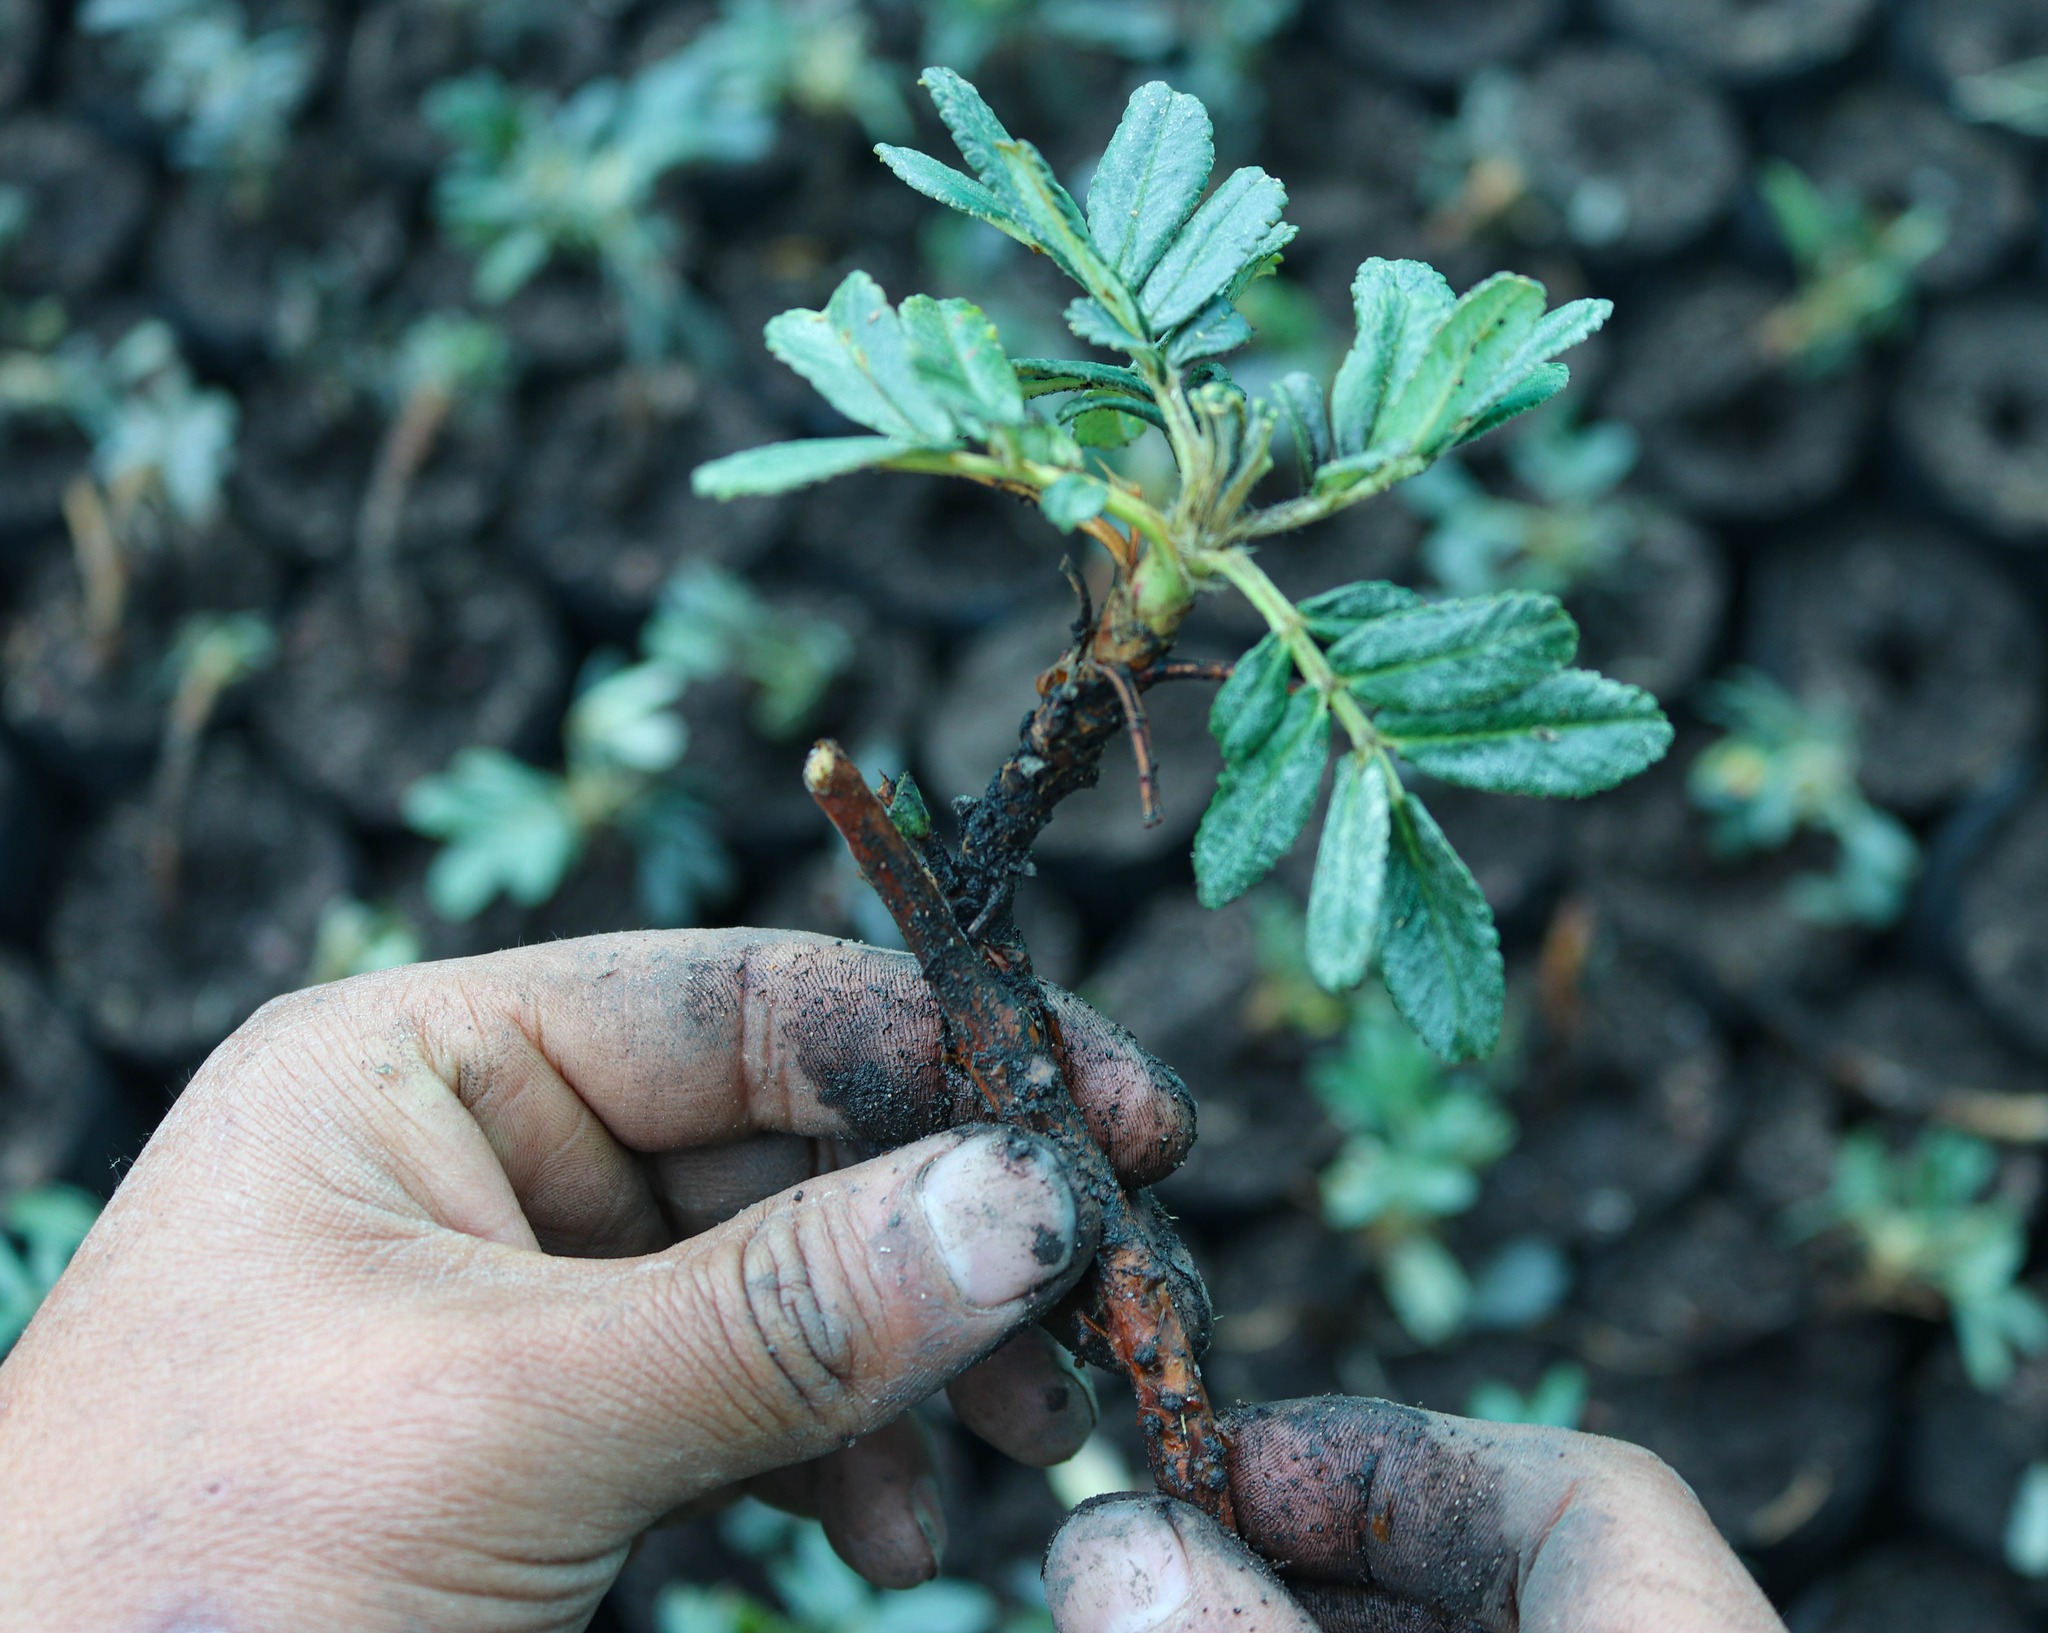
[0,318,238,528]
[1687,669,1917,928]
[405,568,847,923]
[1758,159,1949,375]
[1465,1361,1589,1429]
[424,22,781,360]
[695,69,1667,1066]
[78,0,315,186]
[0,1184,102,1356]
[1791,1126,2048,1393]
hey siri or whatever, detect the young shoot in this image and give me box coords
[149,611,275,906]
[356,313,514,602]
[695,68,1672,1062]
[0,1184,102,1357]
[78,0,315,197]
[0,319,238,660]
[1419,70,1555,249]
[1757,159,1949,375]
[1310,982,1518,1346]
[1789,1127,2048,1393]
[1688,670,1917,929]
[404,569,848,922]
[1406,413,1644,598]
[306,898,424,986]
[424,28,780,362]
[1465,1361,1589,1429]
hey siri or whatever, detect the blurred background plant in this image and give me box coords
[1688,671,1918,928]
[0,1185,102,1357]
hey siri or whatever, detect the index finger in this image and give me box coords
[1220,1398,1784,1633]
[273,929,1191,1247]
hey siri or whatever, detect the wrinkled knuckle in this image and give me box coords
[1595,1437,1688,1502]
[733,1208,867,1424]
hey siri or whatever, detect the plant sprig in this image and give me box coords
[695,68,1672,1063]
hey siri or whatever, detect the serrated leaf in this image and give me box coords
[1329,591,1576,711]
[765,272,957,443]
[1377,669,1673,797]
[1457,362,1569,446]
[692,435,910,498]
[919,67,1020,195]
[1038,473,1110,532]
[1195,685,1329,907]
[1270,371,1331,484]
[987,138,1142,331]
[1139,166,1290,334]
[1087,80,1215,285]
[1070,405,1144,448]
[1209,631,1292,764]
[1374,273,1546,457]
[874,144,1030,245]
[1014,358,1154,398]
[1167,296,1255,365]
[1298,580,1422,640]
[1330,258,1455,456]
[1380,792,1503,1061]
[900,294,1024,432]
[1307,752,1392,991]
[1054,390,1165,432]
[405,748,584,921]
[1065,295,1146,352]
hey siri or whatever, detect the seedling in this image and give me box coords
[1756,159,1948,375]
[1406,413,1644,598]
[149,611,274,905]
[1954,57,2048,138]
[1311,980,1518,1346]
[0,319,237,663]
[709,0,911,141]
[78,0,314,199]
[1688,670,1918,929]
[694,70,1668,1525]
[0,1184,102,1356]
[405,568,847,922]
[1789,1127,2048,1392]
[356,313,514,601]
[1466,1361,1589,1429]
[307,898,423,986]
[1420,69,1549,249]
[425,26,780,362]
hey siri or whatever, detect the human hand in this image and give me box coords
[0,930,1192,1632]
[1044,1396,1788,1633]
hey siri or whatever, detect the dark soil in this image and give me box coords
[1954,784,2048,1059]
[1896,298,2048,542]
[1598,0,1880,84]
[1328,0,1565,86]
[0,949,107,1189]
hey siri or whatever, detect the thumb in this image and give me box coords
[517,1124,1098,1521]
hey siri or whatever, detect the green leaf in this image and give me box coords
[1038,473,1110,532]
[1195,686,1329,907]
[1054,390,1165,434]
[1014,358,1154,399]
[1373,273,1546,457]
[1087,81,1215,285]
[1065,295,1146,352]
[1328,591,1577,710]
[1377,669,1674,797]
[1209,631,1292,764]
[919,67,1020,197]
[1298,580,1421,641]
[692,436,909,498]
[874,144,1030,245]
[764,273,956,443]
[1166,296,1254,365]
[987,138,1142,331]
[1139,166,1291,334]
[1457,362,1569,446]
[1270,371,1331,484]
[1455,299,1611,439]
[1307,753,1392,991]
[1380,792,1503,1060]
[404,749,584,921]
[900,294,1024,432]
[1330,259,1455,456]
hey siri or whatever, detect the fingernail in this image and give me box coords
[920,1130,1079,1308]
[1048,1501,1191,1633]
[911,1475,946,1569]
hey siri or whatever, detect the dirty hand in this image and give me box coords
[0,930,1193,1633]
[1045,1398,1787,1633]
